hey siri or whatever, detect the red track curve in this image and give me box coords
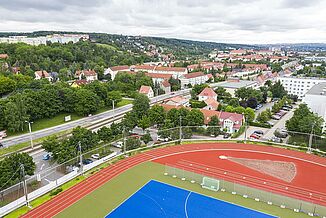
[21,143,326,218]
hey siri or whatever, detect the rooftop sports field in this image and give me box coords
[20,142,326,218]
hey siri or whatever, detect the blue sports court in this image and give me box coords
[106,180,277,218]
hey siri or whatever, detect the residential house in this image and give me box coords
[161,80,171,94]
[160,104,243,133]
[139,85,154,98]
[230,49,247,56]
[104,65,130,80]
[163,96,190,107]
[0,54,8,59]
[75,69,98,82]
[71,79,89,88]
[198,87,217,101]
[203,98,219,111]
[34,70,53,81]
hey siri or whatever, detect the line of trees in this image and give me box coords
[0,80,122,133]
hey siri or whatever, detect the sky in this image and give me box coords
[0,0,326,44]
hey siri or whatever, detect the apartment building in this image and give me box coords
[277,76,326,99]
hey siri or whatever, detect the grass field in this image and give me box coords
[55,162,310,218]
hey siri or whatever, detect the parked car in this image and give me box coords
[270,137,282,143]
[254,130,264,135]
[0,130,7,140]
[91,154,100,159]
[42,153,51,160]
[284,105,293,109]
[250,133,260,139]
[255,104,263,110]
[83,159,93,165]
[113,141,123,148]
[274,129,288,138]
[271,115,281,120]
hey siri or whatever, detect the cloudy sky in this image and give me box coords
[0,0,326,44]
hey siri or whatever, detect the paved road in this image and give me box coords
[262,108,295,140]
[254,101,274,117]
[0,89,191,148]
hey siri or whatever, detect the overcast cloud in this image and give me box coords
[0,0,325,44]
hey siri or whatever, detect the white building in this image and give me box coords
[277,77,326,99]
[215,79,259,97]
[34,71,53,81]
[179,72,211,88]
[104,65,130,80]
[303,83,326,131]
[198,87,217,101]
[139,86,154,98]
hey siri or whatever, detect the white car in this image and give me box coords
[91,154,100,159]
[113,141,123,148]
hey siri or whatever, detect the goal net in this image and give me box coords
[201,177,220,192]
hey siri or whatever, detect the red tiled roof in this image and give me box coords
[145,73,173,79]
[0,54,8,59]
[35,70,51,78]
[139,85,152,94]
[207,74,213,79]
[184,72,205,79]
[155,66,187,72]
[76,69,97,77]
[204,98,219,109]
[134,65,155,70]
[74,79,88,86]
[110,65,130,71]
[198,87,217,97]
[162,80,171,87]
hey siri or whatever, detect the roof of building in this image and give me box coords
[162,80,171,87]
[305,82,326,96]
[35,70,51,78]
[198,87,217,97]
[154,66,187,72]
[139,85,152,94]
[165,96,188,104]
[0,54,9,59]
[76,69,97,77]
[183,71,205,79]
[73,79,88,86]
[204,98,219,109]
[133,65,155,70]
[109,65,130,71]
[145,73,173,79]
[216,80,257,89]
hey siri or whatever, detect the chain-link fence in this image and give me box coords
[164,165,326,217]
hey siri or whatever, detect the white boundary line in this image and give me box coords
[184,191,192,218]
[153,180,279,218]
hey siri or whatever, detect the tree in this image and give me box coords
[148,105,166,126]
[74,89,102,116]
[168,77,181,91]
[0,153,36,190]
[139,116,151,131]
[167,108,180,127]
[228,99,240,107]
[270,81,287,98]
[132,94,150,119]
[125,137,141,151]
[0,76,16,97]
[69,126,99,151]
[42,136,60,152]
[257,111,270,123]
[141,131,152,144]
[207,115,221,136]
[244,107,255,122]
[246,97,258,109]
[186,109,204,126]
[97,126,112,142]
[4,93,29,132]
[286,104,324,134]
[107,91,122,107]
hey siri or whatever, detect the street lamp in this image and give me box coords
[242,114,247,144]
[25,121,33,149]
[112,100,115,119]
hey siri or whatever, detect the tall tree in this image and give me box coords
[132,94,150,119]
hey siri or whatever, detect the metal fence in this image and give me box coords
[164,165,326,217]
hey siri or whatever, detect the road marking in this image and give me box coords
[40,163,45,171]
[44,178,52,183]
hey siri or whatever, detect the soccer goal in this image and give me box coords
[201,177,220,192]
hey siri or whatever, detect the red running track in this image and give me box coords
[21,143,326,218]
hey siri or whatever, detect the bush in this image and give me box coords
[49,187,63,196]
[190,100,207,108]
[249,121,272,129]
[231,126,245,138]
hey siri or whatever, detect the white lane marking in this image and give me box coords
[184,192,192,218]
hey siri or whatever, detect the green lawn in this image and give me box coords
[54,162,311,218]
